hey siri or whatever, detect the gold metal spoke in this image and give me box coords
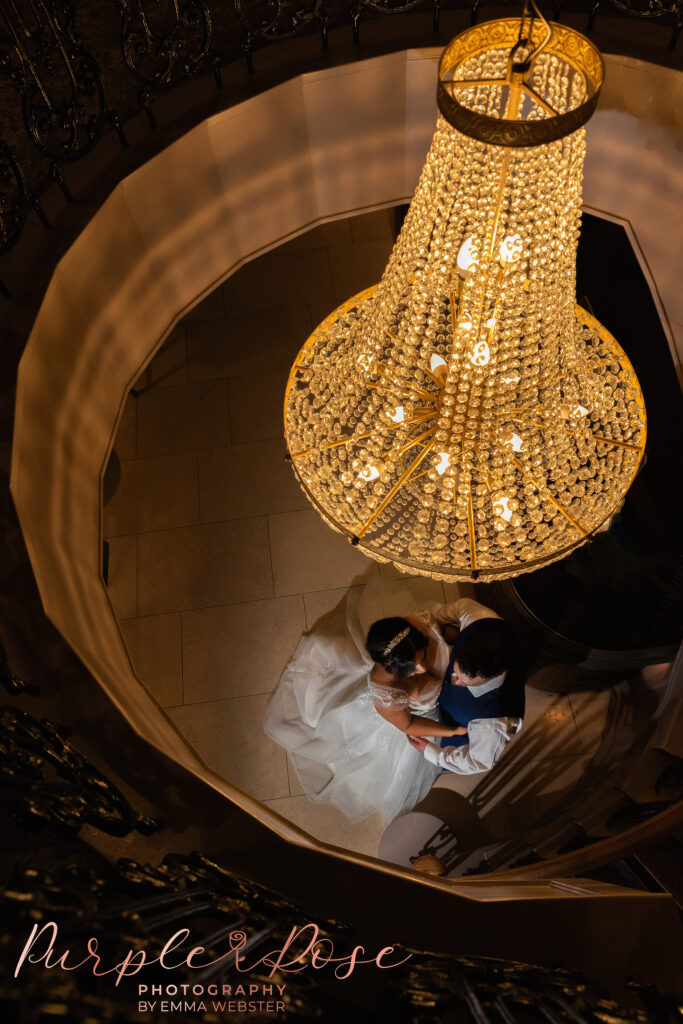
[592,433,643,452]
[289,409,436,462]
[522,83,560,117]
[396,425,437,457]
[467,491,478,573]
[376,363,437,402]
[366,380,438,404]
[444,77,508,93]
[356,437,436,540]
[509,453,588,536]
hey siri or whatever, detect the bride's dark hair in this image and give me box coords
[366,617,427,679]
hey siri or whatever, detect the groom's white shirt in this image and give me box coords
[420,598,523,775]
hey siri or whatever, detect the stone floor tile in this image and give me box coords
[262,795,384,858]
[119,613,183,707]
[269,510,370,596]
[134,325,188,391]
[227,370,287,444]
[223,248,335,314]
[286,756,306,797]
[105,535,137,619]
[184,284,225,322]
[349,208,394,242]
[137,518,272,615]
[168,694,288,801]
[136,381,229,457]
[442,581,477,604]
[187,306,310,382]
[182,596,306,703]
[309,298,341,327]
[303,586,363,630]
[198,440,308,522]
[104,452,198,535]
[328,238,393,302]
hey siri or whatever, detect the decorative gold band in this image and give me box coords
[437,19,604,148]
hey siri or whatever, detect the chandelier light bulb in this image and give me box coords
[499,234,524,264]
[456,236,479,275]
[284,15,646,582]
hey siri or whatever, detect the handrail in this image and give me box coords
[458,799,683,881]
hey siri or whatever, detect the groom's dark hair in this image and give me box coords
[366,617,426,679]
[457,619,516,681]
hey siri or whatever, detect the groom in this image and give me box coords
[408,598,525,775]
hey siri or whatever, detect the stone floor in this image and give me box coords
[103,208,611,860]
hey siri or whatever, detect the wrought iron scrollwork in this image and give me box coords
[0,706,163,836]
[608,0,682,48]
[350,0,436,45]
[0,139,51,296]
[119,0,218,121]
[235,0,329,73]
[0,0,109,162]
[0,142,26,257]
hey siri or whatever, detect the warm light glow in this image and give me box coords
[499,234,523,264]
[504,433,525,453]
[470,340,491,366]
[457,236,479,274]
[284,20,646,582]
[493,496,514,522]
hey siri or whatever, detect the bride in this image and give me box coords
[264,570,465,825]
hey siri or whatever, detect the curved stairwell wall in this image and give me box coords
[9,50,683,897]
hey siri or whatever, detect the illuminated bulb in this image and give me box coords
[388,406,405,423]
[430,354,447,373]
[502,374,521,385]
[457,236,479,275]
[470,340,491,366]
[575,404,589,417]
[359,465,380,482]
[504,433,524,452]
[434,452,451,475]
[357,353,373,371]
[499,234,523,264]
[493,496,513,522]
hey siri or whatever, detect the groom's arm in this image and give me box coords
[408,718,520,774]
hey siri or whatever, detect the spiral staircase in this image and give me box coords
[1,3,682,1018]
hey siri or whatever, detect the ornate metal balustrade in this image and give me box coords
[0,0,680,285]
[0,699,674,1021]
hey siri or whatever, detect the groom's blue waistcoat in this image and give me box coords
[438,621,503,749]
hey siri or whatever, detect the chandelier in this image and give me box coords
[284,6,646,582]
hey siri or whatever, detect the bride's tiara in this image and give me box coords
[384,626,410,656]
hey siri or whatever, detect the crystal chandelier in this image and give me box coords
[284,6,646,582]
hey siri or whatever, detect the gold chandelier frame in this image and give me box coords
[437,18,604,147]
[285,288,646,581]
[283,11,647,583]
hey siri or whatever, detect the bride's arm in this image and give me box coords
[374,702,466,737]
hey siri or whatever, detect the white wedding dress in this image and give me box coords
[264,571,454,825]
